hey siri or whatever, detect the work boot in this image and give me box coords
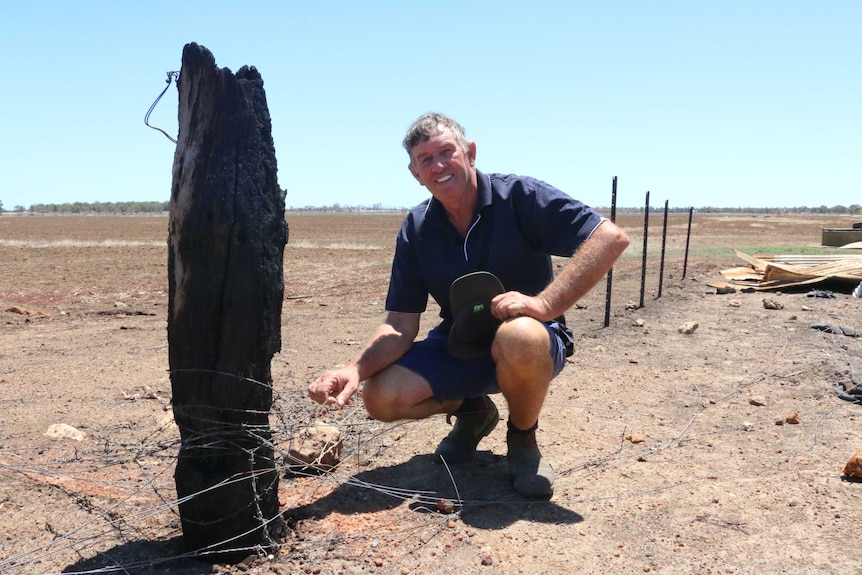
[434,395,499,464]
[506,421,555,498]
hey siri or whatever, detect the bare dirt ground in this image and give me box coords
[1,212,861,575]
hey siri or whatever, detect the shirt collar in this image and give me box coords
[475,170,492,212]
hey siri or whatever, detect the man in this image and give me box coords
[308,112,629,498]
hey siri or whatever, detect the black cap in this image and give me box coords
[448,271,505,359]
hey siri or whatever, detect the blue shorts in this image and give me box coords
[393,321,570,402]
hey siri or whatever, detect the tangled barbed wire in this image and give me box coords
[2,321,860,574]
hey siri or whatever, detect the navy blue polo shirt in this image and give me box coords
[385,170,604,333]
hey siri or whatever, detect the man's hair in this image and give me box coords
[402,112,470,162]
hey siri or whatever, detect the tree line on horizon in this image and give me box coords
[1,199,860,216]
[1,200,171,214]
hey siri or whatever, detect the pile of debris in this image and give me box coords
[719,249,862,292]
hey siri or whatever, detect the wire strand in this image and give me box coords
[144,71,179,144]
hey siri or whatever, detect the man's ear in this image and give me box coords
[468,141,477,166]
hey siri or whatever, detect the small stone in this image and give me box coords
[749,397,766,407]
[678,322,698,334]
[481,554,494,566]
[786,412,800,424]
[44,423,86,442]
[436,499,455,514]
[763,298,784,310]
[374,558,384,567]
[842,448,862,477]
[285,423,342,472]
[625,433,646,444]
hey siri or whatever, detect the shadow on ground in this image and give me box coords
[287,453,583,529]
[61,537,213,575]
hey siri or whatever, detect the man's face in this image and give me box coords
[408,127,477,202]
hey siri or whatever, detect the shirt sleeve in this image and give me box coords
[515,178,604,257]
[384,215,429,313]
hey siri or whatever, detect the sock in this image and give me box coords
[507,418,538,434]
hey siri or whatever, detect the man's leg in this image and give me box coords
[363,358,500,464]
[492,316,557,498]
[362,365,460,422]
[492,317,554,427]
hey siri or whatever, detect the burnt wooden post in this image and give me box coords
[168,42,287,560]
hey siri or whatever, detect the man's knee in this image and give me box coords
[362,365,433,422]
[492,317,551,363]
[362,375,398,422]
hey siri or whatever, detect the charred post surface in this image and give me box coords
[168,42,287,560]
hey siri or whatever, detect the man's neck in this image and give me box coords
[444,183,479,236]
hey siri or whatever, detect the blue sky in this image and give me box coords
[1,1,859,211]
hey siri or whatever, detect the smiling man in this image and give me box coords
[308,112,629,498]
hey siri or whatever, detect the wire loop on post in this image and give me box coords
[144,71,180,143]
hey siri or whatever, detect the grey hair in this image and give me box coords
[402,112,470,162]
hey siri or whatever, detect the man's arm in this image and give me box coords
[350,311,421,381]
[538,219,630,318]
[491,220,630,322]
[308,311,421,407]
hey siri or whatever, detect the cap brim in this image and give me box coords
[448,272,505,359]
[449,272,505,315]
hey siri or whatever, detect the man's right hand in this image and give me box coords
[307,312,421,410]
[307,366,360,408]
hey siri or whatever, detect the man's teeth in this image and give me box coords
[436,175,453,183]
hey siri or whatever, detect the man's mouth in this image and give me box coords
[435,174,453,184]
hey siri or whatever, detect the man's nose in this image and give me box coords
[430,154,446,170]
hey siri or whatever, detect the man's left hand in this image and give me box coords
[491,291,553,322]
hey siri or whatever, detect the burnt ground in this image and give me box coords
[1,212,861,575]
